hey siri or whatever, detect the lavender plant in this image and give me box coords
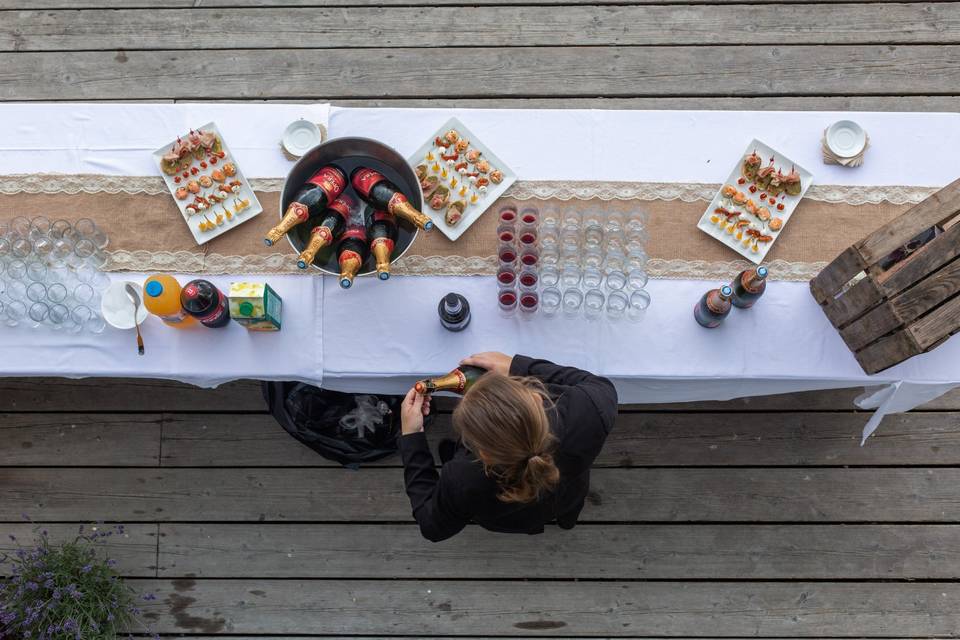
[0,521,157,639]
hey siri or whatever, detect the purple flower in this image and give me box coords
[142,592,157,601]
[106,558,118,567]
[81,564,92,574]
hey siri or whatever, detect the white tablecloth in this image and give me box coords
[1,103,959,441]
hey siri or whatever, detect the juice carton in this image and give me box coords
[228,282,282,331]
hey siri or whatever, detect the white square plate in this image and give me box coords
[152,121,263,245]
[407,117,516,242]
[697,139,813,264]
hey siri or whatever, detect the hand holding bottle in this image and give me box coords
[401,387,432,435]
[461,351,512,377]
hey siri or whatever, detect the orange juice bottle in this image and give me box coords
[143,275,196,328]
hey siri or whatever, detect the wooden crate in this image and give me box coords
[810,177,960,374]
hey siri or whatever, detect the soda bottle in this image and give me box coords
[180,279,231,328]
[143,274,196,328]
[694,285,733,328]
[730,266,768,309]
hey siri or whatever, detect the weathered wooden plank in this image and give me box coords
[0,413,161,466]
[0,0,948,6]
[0,378,264,412]
[809,247,867,304]
[133,578,960,636]
[5,46,960,100]
[157,523,960,579]
[4,468,960,522]
[909,292,960,350]
[854,329,922,374]
[0,523,157,577]
[8,4,960,51]
[162,411,960,467]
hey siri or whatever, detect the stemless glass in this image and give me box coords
[49,219,73,240]
[583,226,604,249]
[73,218,97,239]
[560,263,582,288]
[606,290,629,320]
[539,246,560,266]
[518,268,539,293]
[26,282,47,303]
[627,289,652,323]
[518,207,539,229]
[518,228,538,248]
[496,223,516,244]
[519,247,539,268]
[9,216,31,238]
[89,270,111,292]
[518,291,539,316]
[498,242,518,269]
[85,314,106,334]
[5,300,26,327]
[562,210,582,233]
[540,287,562,316]
[498,206,518,226]
[7,259,27,281]
[540,205,560,230]
[0,236,11,262]
[73,283,96,305]
[497,265,518,289]
[48,303,70,330]
[583,246,604,269]
[562,287,584,316]
[584,288,605,320]
[582,266,603,290]
[538,229,559,251]
[583,208,603,231]
[626,211,647,235]
[604,211,625,235]
[627,268,649,291]
[540,265,560,288]
[11,237,33,260]
[605,268,627,292]
[46,282,68,304]
[29,216,51,241]
[71,304,94,327]
[498,289,518,317]
[26,261,47,283]
[4,280,27,302]
[50,238,75,267]
[32,236,54,260]
[28,302,49,328]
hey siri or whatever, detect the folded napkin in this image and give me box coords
[822,128,869,167]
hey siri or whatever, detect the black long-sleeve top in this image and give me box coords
[399,355,618,542]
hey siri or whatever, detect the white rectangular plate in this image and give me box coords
[152,121,263,245]
[697,138,813,264]
[407,117,516,242]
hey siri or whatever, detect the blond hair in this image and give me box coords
[452,373,560,503]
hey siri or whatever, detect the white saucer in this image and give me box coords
[825,120,867,158]
[282,120,323,158]
[101,281,149,330]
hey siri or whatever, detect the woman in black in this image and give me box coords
[399,351,618,542]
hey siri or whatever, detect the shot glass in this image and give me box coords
[498,289,518,317]
[582,266,603,290]
[0,237,11,262]
[28,301,49,328]
[49,219,73,241]
[9,216,31,238]
[540,264,560,288]
[6,259,27,281]
[498,242,518,269]
[540,286,562,316]
[498,206,518,226]
[518,229,538,248]
[605,268,627,292]
[583,246,604,269]
[497,265,518,289]
[561,210,582,233]
[4,280,27,302]
[50,238,75,266]
[85,314,106,334]
[28,216,51,242]
[604,211,625,235]
[539,246,560,266]
[26,261,47,283]
[519,207,539,229]
[583,208,604,231]
[46,282,68,304]
[538,229,559,251]
[627,289,652,323]
[539,205,561,230]
[26,282,47,303]
[5,300,26,327]
[71,304,94,327]
[32,236,54,260]
[518,291,539,316]
[496,223,516,244]
[73,218,97,239]
[584,288,605,320]
[626,211,648,235]
[518,267,539,293]
[606,290,629,320]
[560,263,582,288]
[627,268,649,291]
[562,287,584,316]
[11,237,33,260]
[583,226,604,249]
[48,303,70,330]
[519,247,539,268]
[73,283,96,305]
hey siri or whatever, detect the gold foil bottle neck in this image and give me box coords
[415,369,467,394]
[392,200,434,231]
[297,227,334,269]
[370,238,393,280]
[339,251,363,289]
[265,204,307,246]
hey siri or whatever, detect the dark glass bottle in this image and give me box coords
[694,285,733,329]
[296,195,355,269]
[415,365,486,395]
[730,266,769,309]
[180,279,231,328]
[264,164,347,246]
[438,292,471,332]
[350,167,434,231]
[336,224,369,289]
[368,210,399,281]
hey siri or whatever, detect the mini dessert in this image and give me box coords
[446,200,466,226]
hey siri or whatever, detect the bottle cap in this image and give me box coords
[443,293,462,315]
[721,285,733,297]
[239,301,254,317]
[145,281,163,298]
[757,266,769,278]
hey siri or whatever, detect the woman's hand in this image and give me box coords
[461,351,513,376]
[401,387,431,435]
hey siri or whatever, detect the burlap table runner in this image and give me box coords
[0,175,933,281]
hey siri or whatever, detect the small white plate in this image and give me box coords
[101,281,149,330]
[282,120,323,158]
[826,120,867,158]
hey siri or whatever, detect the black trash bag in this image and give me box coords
[263,381,420,467]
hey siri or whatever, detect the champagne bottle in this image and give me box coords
[730,266,769,309]
[368,210,398,280]
[296,195,355,269]
[694,285,733,329]
[336,224,369,289]
[350,166,434,231]
[264,164,347,246]
[415,365,487,395]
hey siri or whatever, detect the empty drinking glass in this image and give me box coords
[85,314,106,334]
[583,247,604,269]
[606,290,629,320]
[49,219,73,240]
[26,261,47,283]
[627,289,651,323]
[539,205,560,230]
[71,304,93,327]
[9,216,31,238]
[626,211,647,235]
[46,282,68,304]
[4,280,27,302]
[562,210,582,233]
[50,238,74,266]
[7,260,27,281]
[584,288,605,320]
[5,300,26,327]
[28,302,49,328]
[73,283,95,305]
[606,268,627,292]
[48,303,70,330]
[604,211,625,234]
[540,265,560,288]
[11,237,33,259]
[540,287,562,316]
[29,216,51,241]
[539,246,560,266]
[627,268,649,291]
[584,226,604,249]
[582,266,603,289]
[583,209,603,231]
[538,230,559,251]
[32,236,54,260]
[560,263,581,288]
[562,287,584,316]
[74,218,97,239]
[0,237,11,262]
[26,282,47,303]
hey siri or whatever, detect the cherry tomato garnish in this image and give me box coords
[190,167,199,175]
[182,171,189,178]
[768,197,776,205]
[174,176,181,184]
[749,185,757,193]
[200,161,207,169]
[217,151,225,158]
[210,157,218,165]
[776,203,785,211]
[737,177,746,185]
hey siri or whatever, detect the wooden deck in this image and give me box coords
[4,2,960,638]
[2,380,960,637]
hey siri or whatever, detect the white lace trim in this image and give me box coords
[107,250,304,275]
[391,254,498,276]
[645,258,828,282]
[0,174,936,205]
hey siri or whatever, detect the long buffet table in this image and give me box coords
[2,103,959,442]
